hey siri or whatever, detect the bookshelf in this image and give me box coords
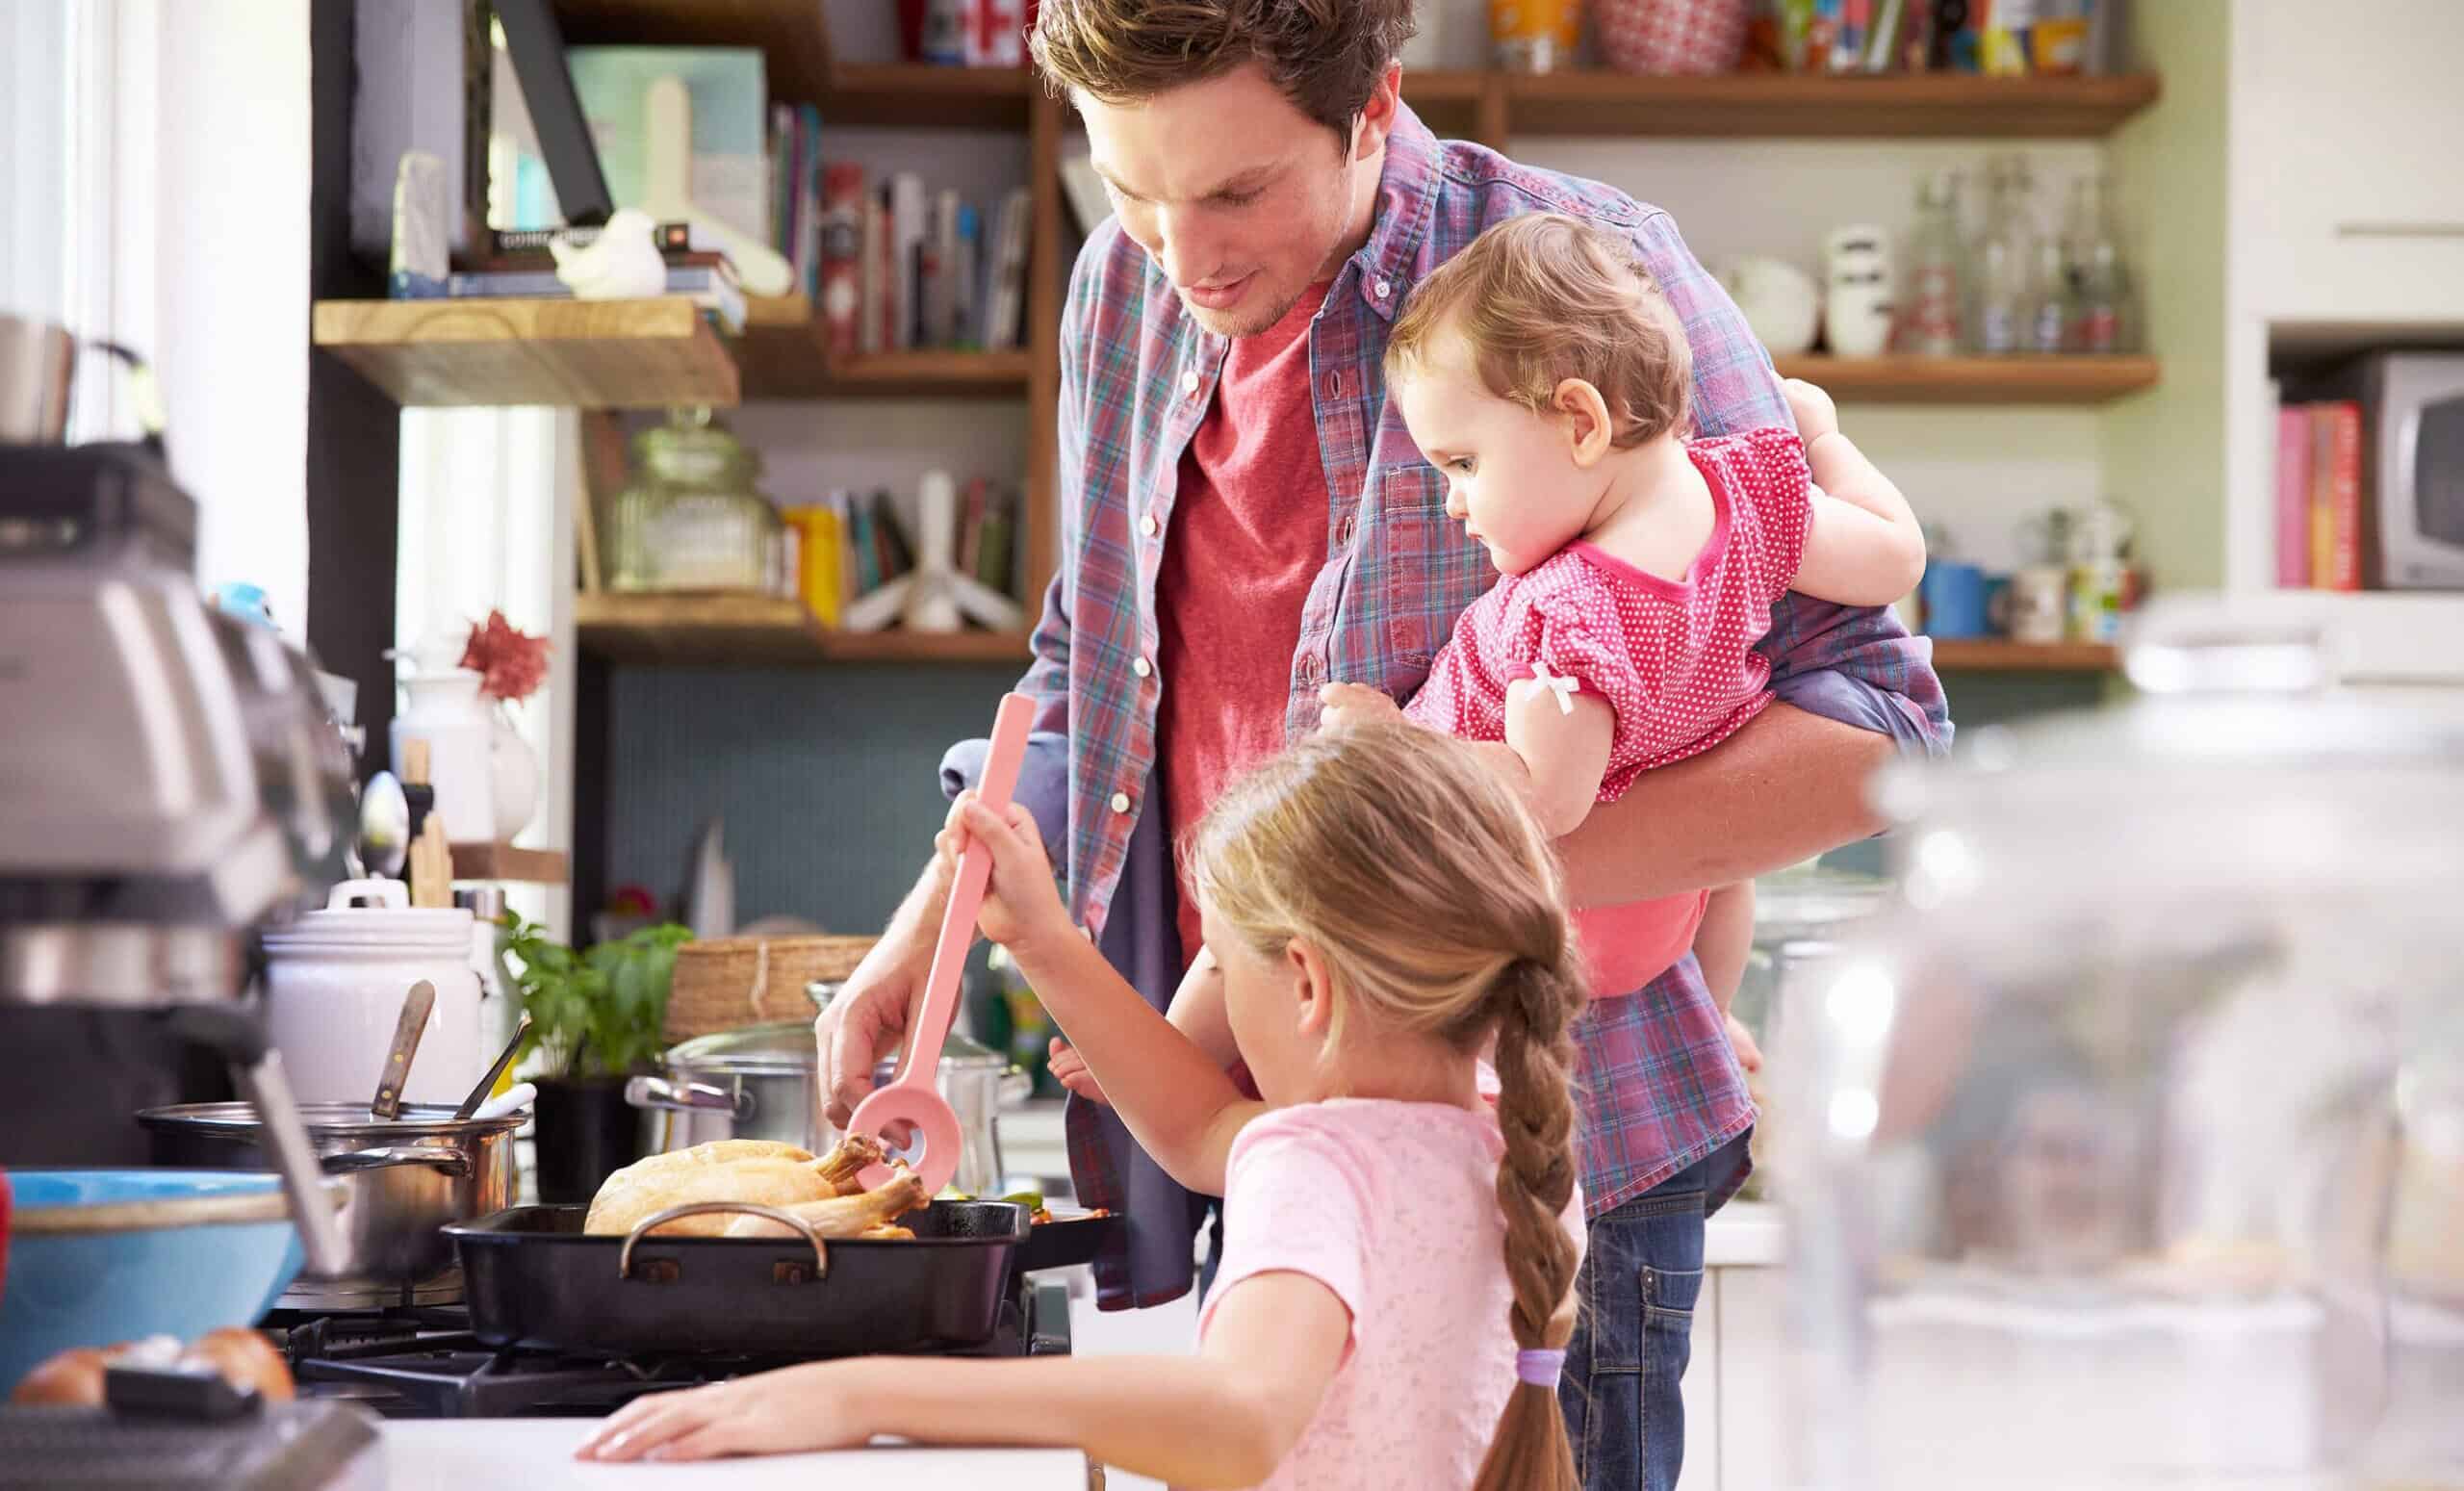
[312,297,738,409]
[574,592,1030,666]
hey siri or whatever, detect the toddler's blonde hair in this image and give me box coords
[1386,211,1693,447]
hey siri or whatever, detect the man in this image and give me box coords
[816,4,1951,1486]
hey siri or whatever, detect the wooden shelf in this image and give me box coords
[821,63,1035,129]
[554,2,835,103]
[1770,353,2160,404]
[576,592,1030,665]
[734,295,1033,398]
[449,843,572,885]
[313,297,738,409]
[1928,639,2119,672]
[1504,71,2162,139]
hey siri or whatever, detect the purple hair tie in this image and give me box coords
[1515,1348,1565,1386]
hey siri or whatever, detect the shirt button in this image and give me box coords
[1133,656,1153,679]
[1140,514,1160,538]
[1374,278,1392,298]
[1337,516,1357,545]
[1322,371,1340,398]
[1181,370,1199,398]
[1109,791,1132,814]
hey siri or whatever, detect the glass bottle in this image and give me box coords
[1966,153,2040,356]
[1902,169,1964,358]
[623,407,781,593]
[2024,234,2077,355]
[2063,171,2139,354]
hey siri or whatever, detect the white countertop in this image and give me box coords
[381,1421,1090,1489]
[1706,1199,1785,1269]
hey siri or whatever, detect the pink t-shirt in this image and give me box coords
[1197,1099,1585,1491]
[1403,426,1814,996]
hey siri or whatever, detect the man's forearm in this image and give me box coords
[1556,703,1893,908]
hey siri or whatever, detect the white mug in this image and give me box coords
[2008,565,2069,644]
[1822,224,1895,359]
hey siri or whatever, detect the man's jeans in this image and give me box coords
[1558,1135,1751,1491]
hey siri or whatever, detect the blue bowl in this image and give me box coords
[0,1170,309,1395]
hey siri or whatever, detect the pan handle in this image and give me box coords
[625,1075,748,1117]
[321,1144,473,1176]
[618,1202,831,1283]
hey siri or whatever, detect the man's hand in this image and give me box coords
[1317,681,1403,733]
[812,859,952,1128]
[1783,377,1840,444]
[1726,1013,1764,1074]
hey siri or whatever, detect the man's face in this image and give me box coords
[1078,64,1387,337]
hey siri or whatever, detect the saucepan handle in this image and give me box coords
[619,1202,830,1282]
[321,1144,473,1176]
[624,1075,748,1116]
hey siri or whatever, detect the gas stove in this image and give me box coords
[263,1277,1073,1419]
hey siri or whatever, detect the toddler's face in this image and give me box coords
[1392,338,1600,578]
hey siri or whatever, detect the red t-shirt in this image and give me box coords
[1155,283,1334,974]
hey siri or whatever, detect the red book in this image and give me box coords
[2322,400,2364,591]
[2275,405,2312,588]
[819,164,866,360]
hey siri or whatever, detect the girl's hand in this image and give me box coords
[941,792,1070,958]
[1318,681,1401,733]
[1784,377,1840,444]
[575,1363,863,1462]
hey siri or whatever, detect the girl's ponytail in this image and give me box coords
[1471,953,1585,1491]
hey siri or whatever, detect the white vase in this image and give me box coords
[489,706,541,841]
[393,669,495,845]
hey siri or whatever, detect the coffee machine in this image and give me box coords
[0,421,351,1276]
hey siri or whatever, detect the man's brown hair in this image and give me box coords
[1386,212,1694,448]
[1030,0,1417,147]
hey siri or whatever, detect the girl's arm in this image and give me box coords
[1782,381,1927,607]
[954,797,1262,1196]
[576,1271,1350,1487]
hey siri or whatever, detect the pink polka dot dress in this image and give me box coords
[1404,426,1813,993]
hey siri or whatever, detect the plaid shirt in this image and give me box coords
[956,105,1950,1302]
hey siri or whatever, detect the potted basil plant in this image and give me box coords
[500,913,692,1204]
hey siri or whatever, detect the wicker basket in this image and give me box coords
[663,934,878,1042]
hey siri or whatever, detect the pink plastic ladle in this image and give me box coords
[849,690,1036,1196]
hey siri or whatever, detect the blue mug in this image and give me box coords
[1921,561,1989,639]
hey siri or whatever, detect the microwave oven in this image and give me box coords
[2321,351,2464,589]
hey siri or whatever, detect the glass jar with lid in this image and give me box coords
[1775,599,2464,1489]
[607,407,782,593]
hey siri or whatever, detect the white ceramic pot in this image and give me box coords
[488,707,540,841]
[392,669,495,845]
[1823,223,1896,359]
[262,879,485,1107]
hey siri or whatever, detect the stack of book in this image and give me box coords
[781,479,1019,628]
[813,167,1033,360]
[2274,398,2364,591]
[421,220,750,333]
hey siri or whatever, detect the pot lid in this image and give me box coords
[260,902,474,953]
[134,1100,525,1140]
[666,1020,1006,1075]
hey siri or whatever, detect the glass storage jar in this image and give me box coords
[1777,600,2464,1490]
[611,407,780,593]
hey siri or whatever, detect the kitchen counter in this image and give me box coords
[382,1421,1091,1489]
[1706,1199,1784,1269]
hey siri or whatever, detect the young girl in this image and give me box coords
[1320,211,1926,1030]
[577,724,1590,1491]
[1052,213,1923,1105]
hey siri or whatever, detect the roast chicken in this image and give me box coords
[583,1133,919,1239]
